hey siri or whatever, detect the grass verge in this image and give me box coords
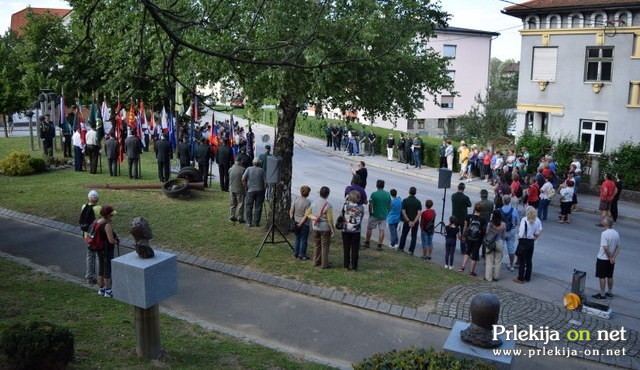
[0,137,471,308]
[0,257,329,369]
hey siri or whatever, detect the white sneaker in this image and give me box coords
[98,287,105,296]
[104,289,113,298]
[444,264,449,269]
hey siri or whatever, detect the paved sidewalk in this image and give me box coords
[0,209,637,369]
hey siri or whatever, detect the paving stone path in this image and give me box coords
[436,284,640,367]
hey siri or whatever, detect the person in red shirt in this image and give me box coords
[598,173,618,226]
[419,199,437,260]
[527,177,540,209]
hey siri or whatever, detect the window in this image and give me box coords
[407,120,415,130]
[443,45,456,58]
[447,70,455,82]
[585,47,613,82]
[531,47,558,81]
[580,120,606,153]
[417,119,425,130]
[437,118,445,129]
[440,95,454,109]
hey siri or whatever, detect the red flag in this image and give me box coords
[115,102,124,163]
[127,103,136,130]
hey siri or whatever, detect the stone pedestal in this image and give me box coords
[112,251,177,360]
[444,321,515,369]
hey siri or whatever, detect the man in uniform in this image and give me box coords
[40,114,56,158]
[59,113,74,158]
[155,133,173,182]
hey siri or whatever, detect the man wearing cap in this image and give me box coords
[451,182,471,254]
[479,188,494,258]
[81,190,102,285]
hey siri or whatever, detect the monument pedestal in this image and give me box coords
[444,321,515,370]
[112,251,177,360]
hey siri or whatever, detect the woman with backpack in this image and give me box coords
[340,191,364,271]
[96,205,119,298]
[484,210,506,282]
[459,203,487,277]
[419,199,436,260]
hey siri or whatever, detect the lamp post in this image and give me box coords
[26,108,35,151]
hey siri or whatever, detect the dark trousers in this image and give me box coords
[108,158,118,176]
[198,161,209,187]
[63,135,72,157]
[341,232,360,270]
[326,135,332,147]
[128,158,140,179]
[74,146,84,171]
[333,137,341,151]
[158,160,170,182]
[399,221,418,253]
[180,160,190,169]
[611,200,619,222]
[87,145,99,174]
[517,242,535,281]
[218,163,230,191]
[439,156,447,168]
[43,139,53,157]
[245,191,265,227]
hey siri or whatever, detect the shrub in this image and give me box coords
[602,141,640,191]
[553,135,586,174]
[0,321,74,370]
[516,130,553,173]
[0,152,35,176]
[353,347,494,370]
[29,157,48,173]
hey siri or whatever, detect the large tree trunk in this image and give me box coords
[272,97,297,232]
[2,115,8,138]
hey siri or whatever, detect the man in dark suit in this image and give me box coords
[194,138,212,187]
[104,134,119,176]
[155,133,173,182]
[216,140,232,191]
[177,136,191,168]
[124,130,143,179]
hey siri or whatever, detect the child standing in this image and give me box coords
[444,216,460,269]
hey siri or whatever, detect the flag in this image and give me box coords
[175,82,183,114]
[150,107,157,138]
[229,115,238,156]
[210,112,219,154]
[160,106,168,133]
[100,100,110,136]
[77,100,86,146]
[168,101,177,150]
[137,102,146,148]
[59,94,65,127]
[194,95,199,122]
[127,103,136,131]
[94,101,104,142]
[115,101,124,163]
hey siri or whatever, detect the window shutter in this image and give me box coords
[532,47,558,81]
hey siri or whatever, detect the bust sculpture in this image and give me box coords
[460,293,502,348]
[129,217,155,258]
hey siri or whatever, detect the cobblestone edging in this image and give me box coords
[1,207,637,369]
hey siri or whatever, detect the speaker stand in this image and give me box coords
[255,188,293,257]
[435,187,448,236]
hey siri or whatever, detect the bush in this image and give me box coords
[603,141,640,191]
[552,135,586,174]
[0,321,74,370]
[353,347,494,370]
[29,157,48,173]
[0,152,35,176]
[515,130,553,173]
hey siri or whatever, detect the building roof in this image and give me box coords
[436,26,500,37]
[503,0,640,15]
[10,7,71,35]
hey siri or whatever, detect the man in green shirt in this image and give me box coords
[399,186,422,254]
[363,180,391,250]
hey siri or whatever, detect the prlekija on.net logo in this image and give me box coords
[493,325,628,345]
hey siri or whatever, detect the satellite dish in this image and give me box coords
[261,134,270,143]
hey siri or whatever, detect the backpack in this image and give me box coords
[79,204,96,232]
[514,182,523,198]
[465,216,482,242]
[85,220,105,251]
[501,208,515,232]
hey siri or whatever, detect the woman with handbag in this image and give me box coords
[340,191,364,271]
[306,186,335,269]
[484,210,505,282]
[513,206,542,284]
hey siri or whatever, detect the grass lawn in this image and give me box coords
[0,257,329,369]
[0,137,472,308]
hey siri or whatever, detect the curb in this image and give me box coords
[1,207,637,369]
